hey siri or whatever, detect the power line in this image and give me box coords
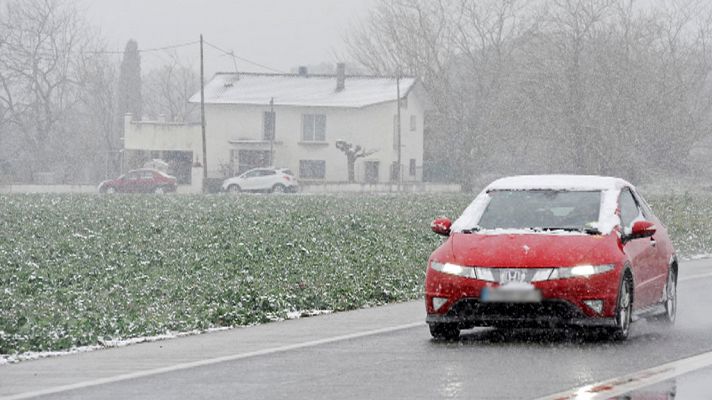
[9,40,199,57]
[82,40,200,55]
[203,41,286,74]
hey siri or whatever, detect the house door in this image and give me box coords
[237,150,270,174]
[365,161,379,184]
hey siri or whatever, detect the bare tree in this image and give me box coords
[335,140,377,183]
[346,0,537,186]
[0,0,108,182]
[143,53,199,122]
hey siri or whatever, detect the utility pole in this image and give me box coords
[269,97,275,166]
[200,34,208,192]
[396,71,402,189]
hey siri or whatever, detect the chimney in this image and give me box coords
[298,66,308,77]
[336,63,346,92]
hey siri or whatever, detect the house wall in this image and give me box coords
[124,116,202,155]
[203,89,425,183]
[123,89,426,184]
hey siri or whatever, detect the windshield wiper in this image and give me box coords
[583,226,601,235]
[535,227,602,235]
[461,226,481,234]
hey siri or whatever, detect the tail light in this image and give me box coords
[283,175,291,181]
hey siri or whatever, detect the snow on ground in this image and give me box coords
[0,309,333,365]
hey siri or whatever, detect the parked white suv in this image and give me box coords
[221,168,299,193]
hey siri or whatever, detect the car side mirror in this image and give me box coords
[431,217,452,237]
[625,220,656,242]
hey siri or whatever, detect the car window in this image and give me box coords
[141,171,154,179]
[619,188,642,228]
[263,170,276,176]
[127,172,140,180]
[243,171,259,178]
[631,189,654,219]
[477,190,601,230]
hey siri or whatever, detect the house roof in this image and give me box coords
[188,72,417,108]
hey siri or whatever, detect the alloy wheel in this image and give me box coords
[616,280,632,338]
[663,268,677,324]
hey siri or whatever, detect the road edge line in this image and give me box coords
[0,322,424,400]
[534,349,712,400]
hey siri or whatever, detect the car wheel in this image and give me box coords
[228,184,241,194]
[608,275,633,341]
[272,184,286,194]
[652,266,677,326]
[106,187,116,194]
[154,186,165,194]
[429,323,460,341]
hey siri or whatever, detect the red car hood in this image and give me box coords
[448,232,615,268]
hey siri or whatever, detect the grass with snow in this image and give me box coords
[0,192,709,356]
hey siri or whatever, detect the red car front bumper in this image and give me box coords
[425,267,622,328]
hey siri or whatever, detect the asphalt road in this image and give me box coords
[2,259,712,400]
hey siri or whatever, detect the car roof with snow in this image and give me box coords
[486,175,631,192]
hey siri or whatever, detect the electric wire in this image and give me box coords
[203,41,286,74]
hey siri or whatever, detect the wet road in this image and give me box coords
[13,259,712,399]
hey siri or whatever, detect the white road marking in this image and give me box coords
[680,272,712,283]
[535,349,712,400]
[0,322,424,400]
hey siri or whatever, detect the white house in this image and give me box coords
[124,65,428,186]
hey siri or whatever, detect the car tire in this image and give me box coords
[271,184,286,194]
[608,275,633,341]
[154,186,165,194]
[429,323,460,341]
[106,187,116,194]
[651,266,677,326]
[227,184,241,194]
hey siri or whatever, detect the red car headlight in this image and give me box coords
[549,264,614,279]
[430,261,476,279]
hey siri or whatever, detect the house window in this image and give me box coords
[263,111,276,140]
[409,159,416,176]
[365,161,379,184]
[299,160,326,179]
[302,114,326,142]
[234,150,270,175]
[410,115,417,132]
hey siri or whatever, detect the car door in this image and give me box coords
[256,169,277,191]
[125,172,141,193]
[139,171,155,193]
[619,188,659,308]
[239,170,260,191]
[631,189,671,304]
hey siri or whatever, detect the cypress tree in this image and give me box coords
[117,39,142,126]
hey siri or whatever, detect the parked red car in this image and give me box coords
[98,169,177,194]
[426,175,677,341]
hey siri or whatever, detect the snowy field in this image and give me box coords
[0,192,709,361]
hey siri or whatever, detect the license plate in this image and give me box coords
[481,285,542,303]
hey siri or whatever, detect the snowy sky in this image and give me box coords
[84,0,375,75]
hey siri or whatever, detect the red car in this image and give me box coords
[98,169,177,194]
[426,175,677,341]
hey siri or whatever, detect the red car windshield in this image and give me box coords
[478,190,601,231]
